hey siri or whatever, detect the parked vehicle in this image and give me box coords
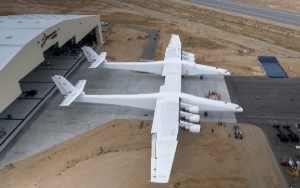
[273,125,289,142]
[281,156,288,166]
[234,125,243,139]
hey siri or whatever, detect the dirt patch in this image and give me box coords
[100,28,147,61]
[120,0,300,53]
[277,57,300,77]
[0,120,287,188]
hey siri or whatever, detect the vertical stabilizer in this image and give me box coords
[81,46,98,62]
[89,52,107,68]
[52,75,76,97]
[52,75,86,106]
[81,46,107,68]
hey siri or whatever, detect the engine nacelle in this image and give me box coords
[190,125,201,133]
[187,57,195,62]
[186,106,199,114]
[180,103,200,114]
[179,121,201,133]
[182,52,195,62]
[180,111,200,123]
[188,115,200,123]
[182,51,195,58]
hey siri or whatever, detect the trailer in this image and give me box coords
[273,125,289,142]
[283,125,300,143]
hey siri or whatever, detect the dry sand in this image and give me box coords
[0,0,299,187]
[100,28,147,61]
[0,120,287,188]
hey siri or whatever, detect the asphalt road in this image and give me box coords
[185,0,300,27]
[225,76,300,125]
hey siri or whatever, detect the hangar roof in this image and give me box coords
[0,14,102,113]
[0,14,91,71]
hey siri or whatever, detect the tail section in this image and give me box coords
[89,52,106,68]
[81,46,107,68]
[52,75,86,106]
[81,46,98,62]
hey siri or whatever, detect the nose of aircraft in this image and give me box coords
[235,105,243,112]
[218,68,231,75]
[224,70,231,75]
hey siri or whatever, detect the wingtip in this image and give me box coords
[59,103,69,107]
[150,177,169,183]
[52,75,62,79]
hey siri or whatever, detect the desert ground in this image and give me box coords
[1,0,300,187]
[0,120,286,188]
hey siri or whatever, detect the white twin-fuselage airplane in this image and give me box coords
[81,37,230,76]
[52,34,242,183]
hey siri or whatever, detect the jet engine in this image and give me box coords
[179,121,201,133]
[180,102,200,114]
[190,125,201,133]
[180,111,200,123]
[188,115,200,123]
[186,106,199,114]
[182,51,195,62]
[182,51,195,58]
[187,57,195,62]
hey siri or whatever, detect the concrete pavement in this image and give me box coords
[0,64,235,167]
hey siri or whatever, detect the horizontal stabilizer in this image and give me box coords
[52,75,86,106]
[89,52,107,68]
[81,46,107,68]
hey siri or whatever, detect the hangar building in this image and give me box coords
[0,14,103,152]
[0,14,103,113]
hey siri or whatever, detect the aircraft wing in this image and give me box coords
[150,50,182,183]
[164,35,182,60]
[151,96,179,183]
[101,61,165,75]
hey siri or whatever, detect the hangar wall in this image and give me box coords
[0,41,44,113]
[0,15,103,113]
